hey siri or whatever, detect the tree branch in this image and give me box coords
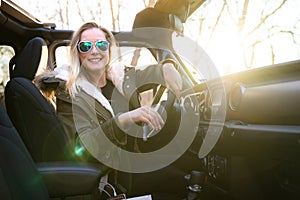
[245,0,288,39]
[207,1,226,44]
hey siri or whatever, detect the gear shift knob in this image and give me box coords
[189,170,205,186]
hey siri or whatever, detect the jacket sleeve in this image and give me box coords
[72,94,127,146]
[122,64,166,100]
[56,89,127,162]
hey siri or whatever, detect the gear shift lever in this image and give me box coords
[184,170,206,200]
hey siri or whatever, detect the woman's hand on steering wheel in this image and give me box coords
[162,62,182,98]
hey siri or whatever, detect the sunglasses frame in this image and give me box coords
[77,40,110,53]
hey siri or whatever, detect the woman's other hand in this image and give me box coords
[162,63,182,98]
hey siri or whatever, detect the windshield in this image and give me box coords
[184,0,300,76]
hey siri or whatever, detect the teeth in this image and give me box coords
[89,58,102,62]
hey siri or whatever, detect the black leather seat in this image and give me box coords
[0,104,102,199]
[4,37,76,162]
[0,104,49,199]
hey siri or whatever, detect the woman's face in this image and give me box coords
[78,28,109,74]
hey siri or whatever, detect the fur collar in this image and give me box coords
[53,63,128,116]
[76,74,115,116]
[54,64,70,81]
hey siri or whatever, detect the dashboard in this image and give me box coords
[179,60,300,199]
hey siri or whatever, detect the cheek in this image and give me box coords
[79,54,90,66]
[79,53,87,63]
[101,53,109,64]
[104,54,109,63]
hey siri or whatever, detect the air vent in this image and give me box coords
[229,82,246,111]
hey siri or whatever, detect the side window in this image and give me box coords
[0,45,14,107]
[111,47,157,69]
[55,45,71,69]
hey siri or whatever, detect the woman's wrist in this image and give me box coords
[160,58,178,69]
[115,113,130,131]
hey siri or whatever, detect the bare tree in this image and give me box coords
[208,2,226,43]
[143,0,156,7]
[0,46,13,105]
[75,0,86,24]
[96,1,102,23]
[191,0,295,71]
[56,0,69,29]
[109,0,117,31]
[130,48,141,66]
[129,0,157,66]
[116,1,121,31]
[244,0,289,67]
[65,0,70,29]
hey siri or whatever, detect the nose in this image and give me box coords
[90,45,99,53]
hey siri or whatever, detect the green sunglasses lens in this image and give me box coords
[78,41,93,53]
[95,41,109,51]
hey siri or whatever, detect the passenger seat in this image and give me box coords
[5,37,77,162]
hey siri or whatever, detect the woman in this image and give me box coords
[36,21,185,198]
[36,22,182,159]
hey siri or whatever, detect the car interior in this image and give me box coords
[0,0,300,200]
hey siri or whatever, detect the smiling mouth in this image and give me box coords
[88,57,102,62]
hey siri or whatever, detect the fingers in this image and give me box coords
[118,106,165,131]
[162,63,182,98]
[107,63,125,85]
[167,80,182,98]
[141,106,164,130]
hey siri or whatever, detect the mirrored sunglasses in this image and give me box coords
[77,40,109,53]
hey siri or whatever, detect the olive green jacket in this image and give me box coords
[54,64,166,162]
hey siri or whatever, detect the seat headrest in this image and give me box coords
[10,37,48,80]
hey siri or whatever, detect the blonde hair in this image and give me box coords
[66,22,116,96]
